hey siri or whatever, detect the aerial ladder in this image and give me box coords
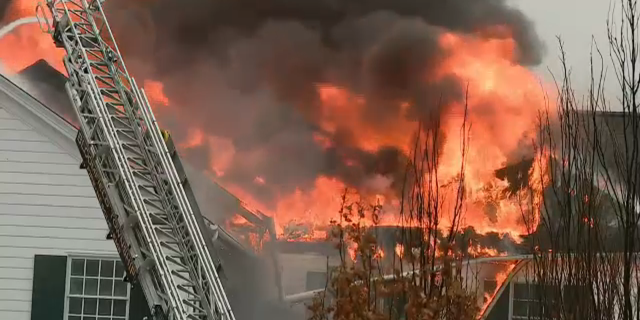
[34,1,236,319]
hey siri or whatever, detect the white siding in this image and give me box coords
[0,105,116,320]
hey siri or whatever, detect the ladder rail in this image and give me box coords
[40,1,237,319]
[85,0,234,317]
[86,0,234,314]
[135,84,235,317]
[48,1,188,318]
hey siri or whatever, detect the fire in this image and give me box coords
[0,0,551,250]
[480,262,517,316]
[174,127,236,178]
[144,80,170,107]
[467,243,507,258]
[316,84,415,154]
[179,128,205,149]
[347,242,358,262]
[395,244,404,259]
[275,176,348,240]
[0,0,65,74]
[303,30,549,241]
[373,247,384,260]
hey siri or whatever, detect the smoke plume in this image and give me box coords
[100,0,544,206]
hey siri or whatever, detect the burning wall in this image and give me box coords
[1,0,551,244]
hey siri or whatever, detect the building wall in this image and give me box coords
[0,104,116,320]
[279,252,342,296]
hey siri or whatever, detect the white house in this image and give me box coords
[0,68,320,320]
[0,73,147,320]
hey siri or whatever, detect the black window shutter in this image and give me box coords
[31,255,67,320]
[128,284,152,320]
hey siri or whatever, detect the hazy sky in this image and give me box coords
[512,0,618,101]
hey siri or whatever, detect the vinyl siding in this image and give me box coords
[0,105,116,320]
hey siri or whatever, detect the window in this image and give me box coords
[512,283,558,320]
[65,257,130,320]
[306,271,328,291]
[512,283,540,319]
[563,284,589,318]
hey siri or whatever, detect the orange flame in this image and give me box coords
[144,80,170,107]
[480,262,517,316]
[467,243,507,258]
[0,0,65,74]
[0,1,552,251]
[395,244,404,259]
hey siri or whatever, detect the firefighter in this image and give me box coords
[161,129,170,143]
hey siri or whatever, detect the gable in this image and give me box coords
[0,74,79,158]
[0,79,115,320]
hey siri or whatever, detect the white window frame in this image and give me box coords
[63,255,131,320]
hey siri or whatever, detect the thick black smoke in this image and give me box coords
[101,0,543,206]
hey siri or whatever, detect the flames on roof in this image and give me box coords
[0,0,556,253]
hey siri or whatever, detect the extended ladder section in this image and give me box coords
[35,1,236,319]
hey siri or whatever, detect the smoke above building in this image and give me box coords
[0,0,550,240]
[99,0,545,208]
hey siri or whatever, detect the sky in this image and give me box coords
[511,0,618,102]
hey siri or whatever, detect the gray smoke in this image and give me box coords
[100,0,544,207]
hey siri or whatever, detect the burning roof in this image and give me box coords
[1,0,554,250]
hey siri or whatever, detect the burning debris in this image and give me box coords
[1,0,550,244]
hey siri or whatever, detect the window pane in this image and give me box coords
[84,278,98,296]
[512,299,528,317]
[513,284,531,299]
[529,301,541,317]
[68,297,83,314]
[98,318,110,320]
[305,271,327,291]
[99,279,113,296]
[83,317,96,320]
[544,284,561,303]
[70,277,84,295]
[86,260,100,277]
[83,298,98,315]
[68,316,81,320]
[114,261,125,279]
[113,280,127,297]
[113,300,126,317]
[71,259,85,276]
[98,299,112,316]
[100,261,115,278]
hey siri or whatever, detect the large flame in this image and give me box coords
[0,0,65,74]
[0,0,551,245]
[154,28,551,243]
[480,261,517,317]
